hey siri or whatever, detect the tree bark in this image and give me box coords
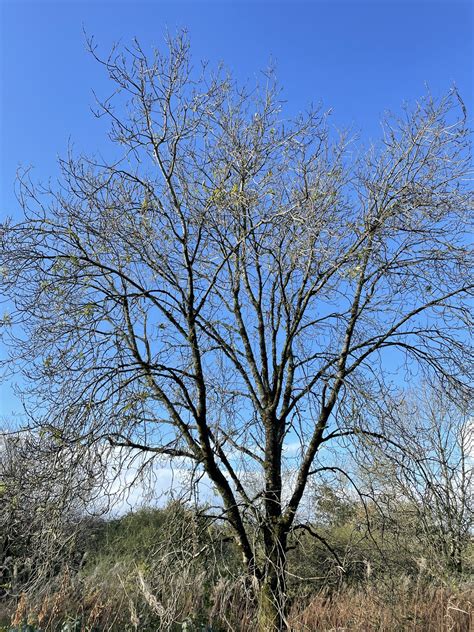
[257,529,288,631]
[258,580,284,632]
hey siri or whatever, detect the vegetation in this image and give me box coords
[1,497,472,631]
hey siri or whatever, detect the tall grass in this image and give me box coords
[289,583,472,632]
[6,575,472,631]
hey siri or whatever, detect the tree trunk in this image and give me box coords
[257,533,288,631]
[257,572,287,631]
[258,408,288,631]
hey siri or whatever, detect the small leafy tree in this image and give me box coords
[1,34,472,629]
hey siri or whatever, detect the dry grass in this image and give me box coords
[289,583,473,632]
[5,574,473,631]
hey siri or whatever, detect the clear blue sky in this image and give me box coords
[0,0,472,418]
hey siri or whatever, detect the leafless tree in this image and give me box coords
[0,34,472,629]
[0,428,102,601]
[357,384,473,576]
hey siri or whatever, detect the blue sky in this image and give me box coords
[0,0,472,418]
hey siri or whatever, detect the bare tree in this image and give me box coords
[0,429,102,601]
[358,384,473,576]
[0,34,472,629]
